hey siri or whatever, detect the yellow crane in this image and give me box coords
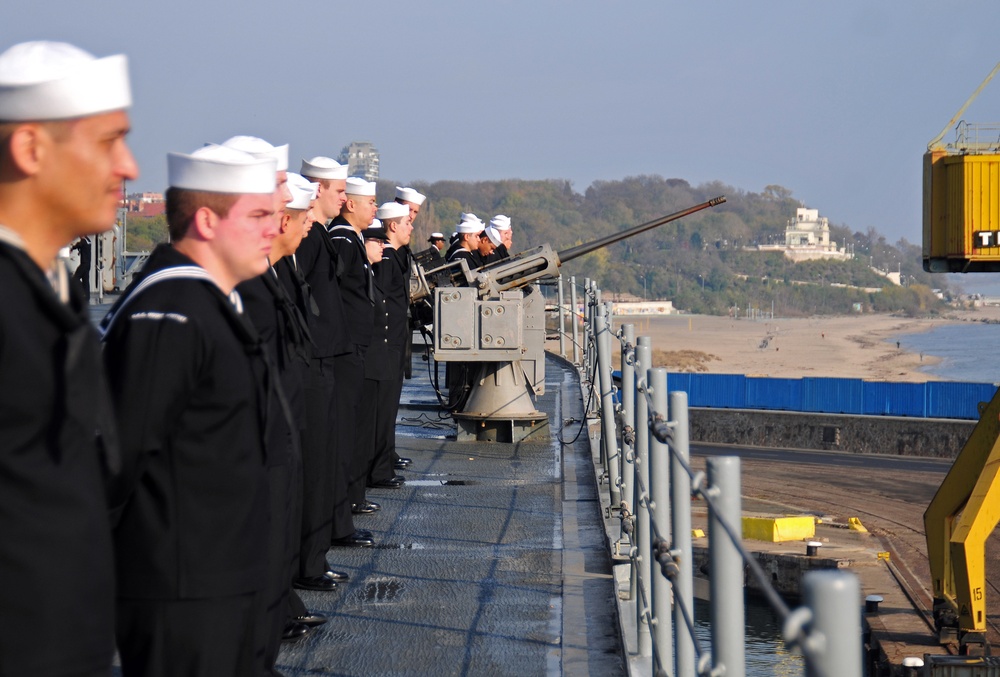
[923,61,1000,654]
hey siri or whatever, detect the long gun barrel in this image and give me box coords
[410,195,727,302]
[556,195,727,263]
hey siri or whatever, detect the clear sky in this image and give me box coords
[6,1,1000,251]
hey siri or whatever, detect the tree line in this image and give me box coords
[122,175,949,317]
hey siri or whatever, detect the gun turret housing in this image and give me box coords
[411,196,726,442]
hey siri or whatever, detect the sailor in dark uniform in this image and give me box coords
[292,156,367,579]
[265,174,346,636]
[427,232,446,257]
[446,213,485,270]
[330,177,404,513]
[368,203,414,484]
[444,231,460,261]
[443,214,486,402]
[393,186,426,385]
[488,214,513,261]
[102,145,284,677]
[475,224,500,267]
[71,235,93,300]
[394,185,425,228]
[357,222,395,496]
[222,138,321,666]
[0,40,135,677]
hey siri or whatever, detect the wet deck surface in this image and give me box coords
[277,356,625,676]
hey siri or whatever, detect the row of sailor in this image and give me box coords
[0,39,425,677]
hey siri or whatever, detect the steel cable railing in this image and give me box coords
[579,280,863,677]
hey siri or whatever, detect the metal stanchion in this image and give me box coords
[620,323,636,555]
[707,456,745,677]
[583,278,593,377]
[634,337,652,657]
[802,570,862,677]
[597,302,620,506]
[570,276,579,365]
[669,391,695,677]
[557,275,566,358]
[648,368,673,673]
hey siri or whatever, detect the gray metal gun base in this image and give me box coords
[452,360,550,442]
[453,412,550,443]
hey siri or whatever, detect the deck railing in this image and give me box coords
[552,275,864,677]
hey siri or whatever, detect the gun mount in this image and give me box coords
[411,196,726,304]
[411,196,726,442]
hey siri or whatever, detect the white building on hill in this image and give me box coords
[755,207,851,262]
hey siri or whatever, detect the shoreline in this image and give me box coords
[579,308,1000,382]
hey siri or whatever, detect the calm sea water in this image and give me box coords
[896,322,1000,383]
[694,599,804,675]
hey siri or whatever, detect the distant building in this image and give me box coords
[754,206,850,262]
[785,208,833,249]
[338,141,380,181]
[611,300,676,316]
[122,191,165,217]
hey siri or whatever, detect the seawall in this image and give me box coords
[689,407,974,458]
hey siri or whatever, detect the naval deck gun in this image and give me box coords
[410,196,726,442]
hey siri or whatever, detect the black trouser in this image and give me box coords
[357,377,380,492]
[368,365,404,484]
[117,593,257,677]
[260,452,299,672]
[332,347,365,535]
[300,358,337,576]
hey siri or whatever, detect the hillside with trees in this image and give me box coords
[124,175,947,317]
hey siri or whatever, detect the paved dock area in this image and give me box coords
[602,443,975,674]
[277,357,625,676]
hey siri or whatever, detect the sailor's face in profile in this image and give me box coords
[37,109,138,239]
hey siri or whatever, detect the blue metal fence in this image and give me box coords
[645,373,998,420]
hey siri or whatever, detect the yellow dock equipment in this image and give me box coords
[924,389,1000,653]
[923,62,1000,273]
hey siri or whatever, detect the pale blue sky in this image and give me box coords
[6,1,1000,253]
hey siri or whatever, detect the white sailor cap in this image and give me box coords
[428,232,446,242]
[168,145,277,194]
[0,41,131,121]
[395,186,426,205]
[376,201,409,221]
[301,156,348,180]
[346,177,376,196]
[484,225,502,247]
[490,214,512,231]
[219,135,289,172]
[286,172,318,210]
[456,215,485,234]
[459,212,480,223]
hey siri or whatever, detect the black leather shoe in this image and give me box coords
[354,528,373,538]
[293,575,338,592]
[281,622,310,642]
[295,614,327,627]
[368,475,405,489]
[325,569,349,581]
[352,500,381,514]
[331,531,375,547]
[394,457,412,469]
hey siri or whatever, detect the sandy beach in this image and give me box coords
[552,306,1000,382]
